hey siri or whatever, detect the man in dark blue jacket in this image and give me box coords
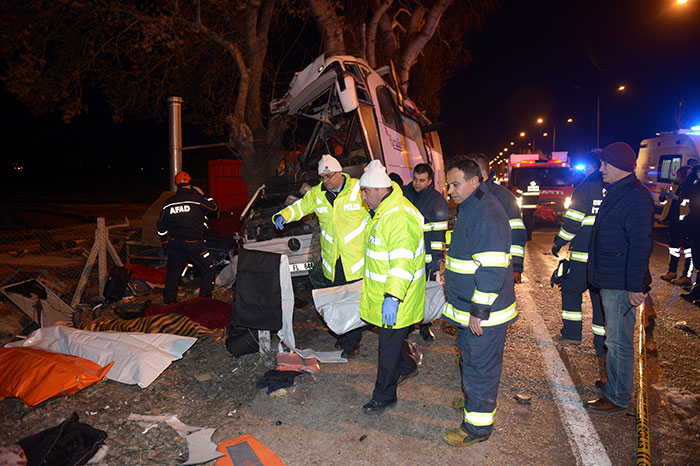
[465,153,527,283]
[586,142,654,414]
[551,151,606,383]
[403,163,448,342]
[441,157,517,446]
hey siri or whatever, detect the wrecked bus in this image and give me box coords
[240,54,446,278]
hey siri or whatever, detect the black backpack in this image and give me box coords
[103,267,131,303]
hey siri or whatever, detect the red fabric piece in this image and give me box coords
[534,205,557,222]
[144,298,232,329]
[124,264,168,285]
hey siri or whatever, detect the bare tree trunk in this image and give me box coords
[305,0,346,56]
[396,0,453,91]
[366,0,394,68]
[245,0,276,132]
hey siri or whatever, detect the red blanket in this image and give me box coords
[144,298,232,329]
[124,264,168,285]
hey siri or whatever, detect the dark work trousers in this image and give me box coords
[560,260,605,356]
[326,259,363,350]
[457,324,506,437]
[164,238,215,304]
[372,325,417,403]
[419,265,438,334]
[684,217,700,284]
[668,217,692,276]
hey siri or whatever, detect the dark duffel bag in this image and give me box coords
[103,267,131,303]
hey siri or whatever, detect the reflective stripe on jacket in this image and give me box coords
[485,177,527,273]
[554,171,604,263]
[274,174,369,282]
[442,185,517,328]
[361,183,426,328]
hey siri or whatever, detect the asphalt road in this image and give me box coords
[233,224,699,465]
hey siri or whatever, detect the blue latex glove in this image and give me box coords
[273,215,286,230]
[382,296,399,327]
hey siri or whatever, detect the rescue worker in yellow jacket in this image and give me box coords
[272,154,369,358]
[358,160,425,415]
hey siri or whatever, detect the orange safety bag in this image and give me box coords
[0,347,113,407]
[216,434,285,466]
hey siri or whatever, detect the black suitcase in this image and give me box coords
[103,267,131,303]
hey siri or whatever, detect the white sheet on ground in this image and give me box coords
[295,348,347,363]
[312,280,446,335]
[277,255,296,352]
[5,326,196,388]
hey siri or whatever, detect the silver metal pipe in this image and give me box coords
[167,96,183,191]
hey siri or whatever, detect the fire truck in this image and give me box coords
[506,153,575,239]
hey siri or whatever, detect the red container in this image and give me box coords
[208,159,248,213]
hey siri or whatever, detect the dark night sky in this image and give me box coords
[2,0,700,197]
[441,0,700,161]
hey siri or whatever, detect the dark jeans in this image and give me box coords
[164,238,215,304]
[457,324,507,436]
[560,260,605,356]
[372,326,417,403]
[600,289,637,408]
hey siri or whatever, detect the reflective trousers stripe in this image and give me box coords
[443,301,517,327]
[592,324,606,336]
[562,310,582,321]
[569,251,588,262]
[464,408,497,426]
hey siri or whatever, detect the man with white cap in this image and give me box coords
[272,154,369,357]
[359,160,425,414]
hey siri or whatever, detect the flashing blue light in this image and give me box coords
[574,164,586,171]
[691,125,700,131]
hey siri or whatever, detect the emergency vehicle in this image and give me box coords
[240,54,446,278]
[507,153,575,239]
[635,128,700,219]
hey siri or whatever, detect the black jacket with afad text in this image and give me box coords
[588,174,654,293]
[156,187,218,241]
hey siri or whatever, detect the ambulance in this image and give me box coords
[635,128,700,219]
[240,54,446,278]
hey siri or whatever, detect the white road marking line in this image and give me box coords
[517,286,612,466]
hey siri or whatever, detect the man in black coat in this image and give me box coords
[586,142,654,414]
[157,171,219,304]
[403,163,448,342]
[680,162,700,305]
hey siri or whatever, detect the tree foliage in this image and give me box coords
[0,0,496,188]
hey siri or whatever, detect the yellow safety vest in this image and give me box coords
[360,183,426,328]
[274,174,369,282]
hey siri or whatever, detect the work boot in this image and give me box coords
[671,276,692,287]
[595,355,607,390]
[341,343,360,359]
[452,397,465,412]
[362,399,396,415]
[419,325,435,343]
[444,426,490,447]
[681,284,700,302]
[660,271,676,282]
[554,335,582,345]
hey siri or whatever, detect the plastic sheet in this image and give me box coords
[6,326,196,388]
[0,347,112,406]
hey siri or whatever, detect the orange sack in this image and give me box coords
[0,347,113,407]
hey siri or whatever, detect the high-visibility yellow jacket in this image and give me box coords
[361,183,426,328]
[274,174,369,282]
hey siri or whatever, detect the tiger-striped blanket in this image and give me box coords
[80,313,222,338]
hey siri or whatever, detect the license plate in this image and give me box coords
[289,261,313,272]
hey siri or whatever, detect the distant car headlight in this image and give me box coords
[564,196,572,209]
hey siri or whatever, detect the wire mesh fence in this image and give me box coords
[0,219,165,307]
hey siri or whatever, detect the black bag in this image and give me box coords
[127,278,151,297]
[234,249,283,331]
[17,412,107,466]
[225,326,259,357]
[103,267,131,303]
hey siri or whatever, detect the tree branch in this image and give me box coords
[305,0,346,56]
[366,0,394,68]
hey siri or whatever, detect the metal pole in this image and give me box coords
[168,96,183,191]
[552,125,557,153]
[596,95,601,148]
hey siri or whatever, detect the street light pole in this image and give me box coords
[596,95,601,147]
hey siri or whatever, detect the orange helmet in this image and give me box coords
[174,171,192,186]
